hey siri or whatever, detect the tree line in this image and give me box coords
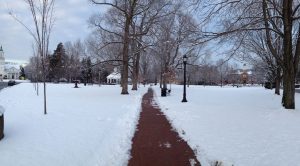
[22,0,300,110]
[190,0,300,109]
[25,40,112,84]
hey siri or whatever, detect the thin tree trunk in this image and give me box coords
[160,68,162,88]
[162,64,168,89]
[36,56,39,96]
[36,81,39,96]
[131,34,142,91]
[275,67,281,95]
[41,56,47,114]
[132,55,138,90]
[132,52,140,90]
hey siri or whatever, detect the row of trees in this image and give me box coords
[90,0,300,109]
[88,0,204,94]
[26,40,260,86]
[187,0,300,109]
[21,0,300,110]
[25,41,112,84]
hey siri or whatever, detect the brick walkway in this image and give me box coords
[128,88,200,166]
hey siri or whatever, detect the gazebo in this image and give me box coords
[106,68,121,84]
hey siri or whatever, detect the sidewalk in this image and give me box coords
[128,88,200,166]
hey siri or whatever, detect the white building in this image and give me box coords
[0,46,28,80]
[106,68,121,84]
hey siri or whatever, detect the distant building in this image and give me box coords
[106,68,121,84]
[0,46,28,80]
[227,64,255,84]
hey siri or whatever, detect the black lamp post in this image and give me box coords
[182,55,188,102]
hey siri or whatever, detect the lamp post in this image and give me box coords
[182,55,188,102]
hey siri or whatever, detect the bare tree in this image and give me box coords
[129,1,173,90]
[242,30,282,95]
[216,59,230,87]
[91,0,143,94]
[191,0,300,109]
[89,0,178,92]
[150,7,202,90]
[64,40,86,82]
[10,0,55,114]
[261,0,300,108]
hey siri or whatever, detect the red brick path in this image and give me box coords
[128,88,200,166]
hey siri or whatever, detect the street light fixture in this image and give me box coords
[182,55,188,102]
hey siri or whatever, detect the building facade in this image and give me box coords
[0,46,28,80]
[227,64,256,84]
[106,68,121,84]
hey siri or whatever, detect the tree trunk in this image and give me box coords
[131,35,142,91]
[162,64,168,89]
[41,56,47,114]
[282,67,295,109]
[131,57,138,90]
[132,52,140,90]
[132,57,138,90]
[160,69,162,88]
[281,0,295,109]
[121,17,130,95]
[275,67,281,95]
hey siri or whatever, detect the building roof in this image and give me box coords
[4,60,28,69]
[107,72,121,79]
[5,66,19,72]
[230,69,253,75]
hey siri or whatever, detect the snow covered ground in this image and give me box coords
[153,85,300,166]
[2,79,30,83]
[1,83,299,166]
[0,83,147,166]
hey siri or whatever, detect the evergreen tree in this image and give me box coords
[48,43,68,81]
[19,66,26,79]
[80,57,93,85]
[86,57,93,83]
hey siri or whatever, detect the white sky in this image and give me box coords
[0,0,106,61]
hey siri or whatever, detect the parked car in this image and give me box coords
[7,80,16,86]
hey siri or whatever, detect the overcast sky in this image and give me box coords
[0,0,105,61]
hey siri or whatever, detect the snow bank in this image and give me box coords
[2,79,30,83]
[0,83,148,166]
[153,85,300,166]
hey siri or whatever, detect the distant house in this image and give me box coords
[5,66,20,79]
[0,46,28,80]
[106,68,121,84]
[227,64,255,84]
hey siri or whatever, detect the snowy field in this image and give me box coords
[153,85,300,166]
[1,83,300,166]
[0,83,148,166]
